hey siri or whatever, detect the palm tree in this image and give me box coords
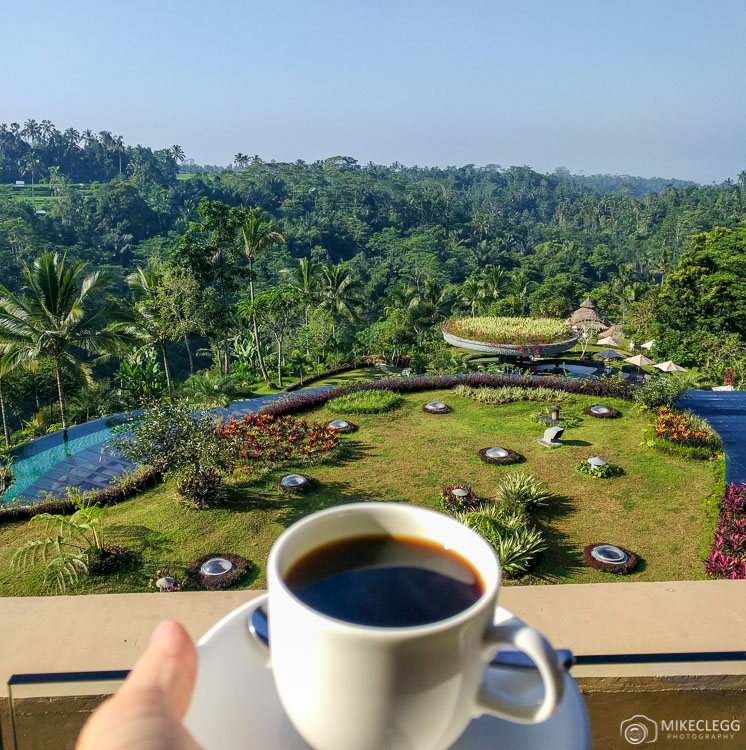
[458,278,484,317]
[480,265,508,301]
[125,267,174,398]
[113,135,125,174]
[21,119,40,145]
[234,153,249,169]
[180,372,239,408]
[280,257,320,325]
[384,284,416,313]
[289,349,311,385]
[0,254,131,435]
[509,270,531,315]
[240,208,285,383]
[0,345,19,446]
[171,145,185,164]
[318,263,361,339]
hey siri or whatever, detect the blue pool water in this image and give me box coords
[0,387,334,506]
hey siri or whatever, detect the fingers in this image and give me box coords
[122,620,198,720]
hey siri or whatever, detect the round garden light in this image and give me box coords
[590,544,628,565]
[423,401,450,414]
[325,419,357,433]
[584,543,637,574]
[280,473,309,488]
[156,576,175,591]
[200,557,235,576]
[478,446,520,465]
[452,488,469,499]
[584,404,620,418]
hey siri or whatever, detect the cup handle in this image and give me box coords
[474,618,565,724]
[246,594,272,665]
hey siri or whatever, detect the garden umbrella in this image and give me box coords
[625,353,655,374]
[654,360,687,373]
[594,349,625,361]
[597,336,621,346]
[641,340,655,350]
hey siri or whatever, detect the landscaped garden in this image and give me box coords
[0,381,722,596]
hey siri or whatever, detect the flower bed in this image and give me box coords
[217,413,339,472]
[440,483,480,513]
[704,483,746,579]
[443,317,577,356]
[455,384,570,405]
[653,407,711,446]
[257,374,634,419]
[583,543,638,574]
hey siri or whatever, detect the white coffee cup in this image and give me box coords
[249,502,564,750]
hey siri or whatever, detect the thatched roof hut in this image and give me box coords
[568,297,607,330]
[600,324,624,338]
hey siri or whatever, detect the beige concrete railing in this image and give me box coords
[1,580,745,749]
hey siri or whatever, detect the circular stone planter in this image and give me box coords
[423,401,451,414]
[583,543,638,574]
[478,447,521,465]
[277,473,314,493]
[325,419,358,433]
[187,552,250,590]
[442,330,579,356]
[584,405,620,419]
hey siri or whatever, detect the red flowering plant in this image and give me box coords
[704,483,746,580]
[440,483,480,514]
[217,413,339,474]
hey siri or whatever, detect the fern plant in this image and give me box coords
[11,489,107,593]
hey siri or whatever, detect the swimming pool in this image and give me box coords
[2,415,136,504]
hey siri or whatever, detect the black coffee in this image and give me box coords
[285,535,484,627]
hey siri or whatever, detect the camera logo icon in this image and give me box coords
[621,715,658,744]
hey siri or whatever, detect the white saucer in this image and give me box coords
[184,597,591,750]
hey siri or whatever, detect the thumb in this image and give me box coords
[122,620,198,719]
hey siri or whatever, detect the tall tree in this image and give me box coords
[280,257,320,325]
[0,254,131,434]
[240,208,285,382]
[318,263,361,339]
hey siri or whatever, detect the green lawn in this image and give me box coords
[0,389,721,596]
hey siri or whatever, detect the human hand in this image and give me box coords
[76,620,203,750]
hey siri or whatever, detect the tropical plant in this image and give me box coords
[456,503,546,577]
[440,483,480,513]
[0,254,131,434]
[328,389,402,414]
[180,371,241,408]
[574,460,623,479]
[318,263,361,339]
[0,454,14,494]
[281,257,320,325]
[240,208,286,382]
[704,483,746,580]
[494,473,553,513]
[115,350,167,407]
[288,349,312,385]
[10,489,108,592]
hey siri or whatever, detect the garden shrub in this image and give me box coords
[444,316,570,346]
[453,384,570,405]
[494,472,553,513]
[328,389,402,414]
[704,483,746,579]
[0,456,15,494]
[574,460,623,479]
[456,503,546,578]
[110,402,227,509]
[653,407,719,449]
[633,376,683,408]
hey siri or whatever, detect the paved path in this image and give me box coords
[678,390,746,485]
[4,386,334,505]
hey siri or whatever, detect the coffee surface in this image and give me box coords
[285,535,484,627]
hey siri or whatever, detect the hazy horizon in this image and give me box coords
[4,0,745,184]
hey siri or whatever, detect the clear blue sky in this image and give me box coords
[4,0,745,182]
